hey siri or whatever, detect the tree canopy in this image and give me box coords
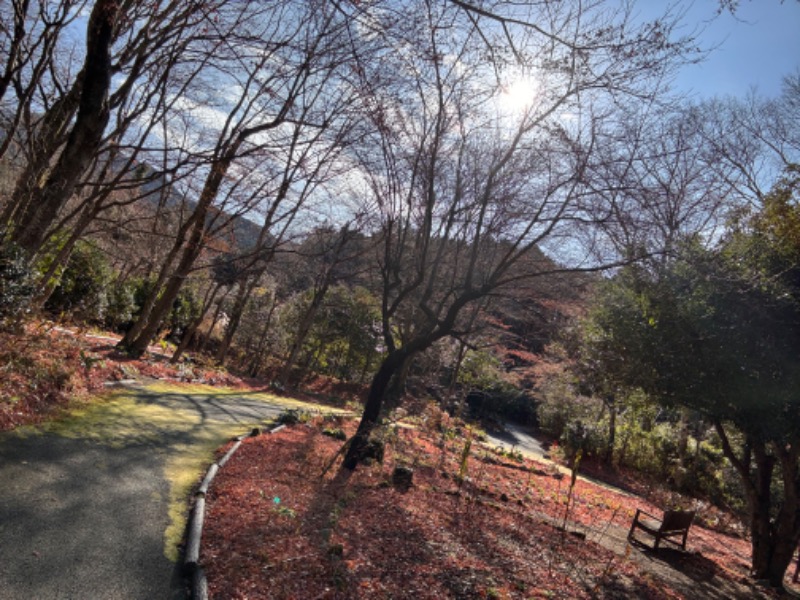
[582,169,800,585]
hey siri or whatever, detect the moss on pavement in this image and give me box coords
[12,381,350,562]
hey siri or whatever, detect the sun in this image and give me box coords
[500,77,537,113]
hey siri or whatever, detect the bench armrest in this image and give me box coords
[633,508,661,524]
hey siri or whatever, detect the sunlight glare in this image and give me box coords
[500,78,537,113]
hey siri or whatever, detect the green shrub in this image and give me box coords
[537,374,593,440]
[559,420,599,462]
[276,285,382,383]
[459,349,537,424]
[105,280,138,331]
[46,241,111,322]
[127,277,202,338]
[167,286,202,339]
[0,242,35,331]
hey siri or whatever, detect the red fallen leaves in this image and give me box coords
[202,422,788,599]
[0,325,85,430]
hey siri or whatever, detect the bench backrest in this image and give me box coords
[661,510,695,533]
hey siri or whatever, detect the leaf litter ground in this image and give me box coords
[202,418,796,599]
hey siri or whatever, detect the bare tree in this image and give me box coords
[578,101,746,268]
[340,0,699,469]
[275,223,365,387]
[0,0,89,162]
[118,0,358,357]
[700,77,800,206]
[3,0,223,258]
[4,0,118,253]
[29,3,221,305]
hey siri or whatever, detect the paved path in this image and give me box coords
[483,422,548,460]
[0,382,339,600]
[483,423,644,498]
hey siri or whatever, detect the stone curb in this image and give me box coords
[185,423,287,600]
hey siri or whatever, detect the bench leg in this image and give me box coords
[628,510,640,543]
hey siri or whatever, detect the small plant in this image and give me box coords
[328,490,357,530]
[322,427,347,441]
[471,426,488,442]
[494,445,524,462]
[456,428,473,484]
[45,240,112,323]
[177,362,195,381]
[120,364,139,379]
[560,450,583,535]
[79,350,104,372]
[267,496,296,518]
[277,408,311,425]
[275,505,297,518]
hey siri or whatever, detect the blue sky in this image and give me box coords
[653,0,800,99]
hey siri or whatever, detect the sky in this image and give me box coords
[647,0,800,99]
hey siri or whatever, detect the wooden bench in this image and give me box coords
[628,508,695,551]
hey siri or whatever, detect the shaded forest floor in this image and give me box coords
[0,321,360,432]
[202,417,799,599]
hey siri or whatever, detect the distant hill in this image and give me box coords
[118,158,267,254]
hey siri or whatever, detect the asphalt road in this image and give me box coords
[0,383,329,600]
[483,422,549,460]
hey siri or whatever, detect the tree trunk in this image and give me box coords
[748,445,799,586]
[31,196,106,309]
[11,0,117,255]
[448,338,468,395]
[716,424,800,588]
[385,356,411,409]
[119,198,205,348]
[342,347,412,470]
[1,73,83,232]
[248,295,278,377]
[677,410,690,468]
[0,0,31,106]
[199,293,229,354]
[171,282,222,363]
[31,233,79,311]
[120,214,208,357]
[278,282,331,388]
[604,396,616,465]
[749,441,777,581]
[216,274,262,365]
[752,441,800,587]
[278,226,352,385]
[118,139,242,356]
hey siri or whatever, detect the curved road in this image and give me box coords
[483,422,549,460]
[0,382,341,600]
